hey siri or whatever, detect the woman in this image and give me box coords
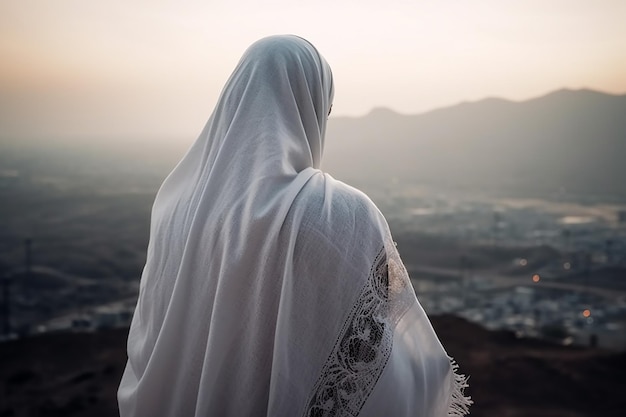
[118,35,470,416]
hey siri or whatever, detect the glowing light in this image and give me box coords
[519,258,528,266]
[563,262,571,270]
[582,309,591,318]
[532,274,540,283]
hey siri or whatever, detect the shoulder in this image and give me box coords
[300,172,384,222]
[289,172,391,258]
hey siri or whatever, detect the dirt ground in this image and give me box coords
[1,315,624,417]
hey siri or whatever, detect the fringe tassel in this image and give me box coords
[447,358,472,416]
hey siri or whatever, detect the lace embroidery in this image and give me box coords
[303,248,393,417]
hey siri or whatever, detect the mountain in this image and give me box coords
[323,89,626,198]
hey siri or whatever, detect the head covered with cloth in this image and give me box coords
[118,35,470,416]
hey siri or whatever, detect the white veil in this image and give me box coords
[118,35,470,417]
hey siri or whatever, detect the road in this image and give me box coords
[406,264,626,301]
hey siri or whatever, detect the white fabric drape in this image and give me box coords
[118,35,470,417]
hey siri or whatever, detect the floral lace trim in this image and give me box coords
[303,248,393,417]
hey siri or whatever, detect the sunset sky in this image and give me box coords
[1,0,625,142]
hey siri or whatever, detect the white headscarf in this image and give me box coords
[118,35,470,417]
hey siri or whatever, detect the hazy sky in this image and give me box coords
[1,0,625,142]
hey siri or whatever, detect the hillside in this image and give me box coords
[323,89,626,198]
[1,317,624,417]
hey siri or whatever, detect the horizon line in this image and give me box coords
[331,86,626,119]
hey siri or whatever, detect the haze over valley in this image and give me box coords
[2,88,626,338]
[2,87,626,417]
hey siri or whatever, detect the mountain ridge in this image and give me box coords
[323,89,626,198]
[360,88,625,117]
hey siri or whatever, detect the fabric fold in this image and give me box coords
[118,35,470,417]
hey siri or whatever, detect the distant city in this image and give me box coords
[374,184,626,350]
[2,88,626,352]
[2,169,625,351]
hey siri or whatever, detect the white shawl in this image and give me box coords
[118,35,470,417]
